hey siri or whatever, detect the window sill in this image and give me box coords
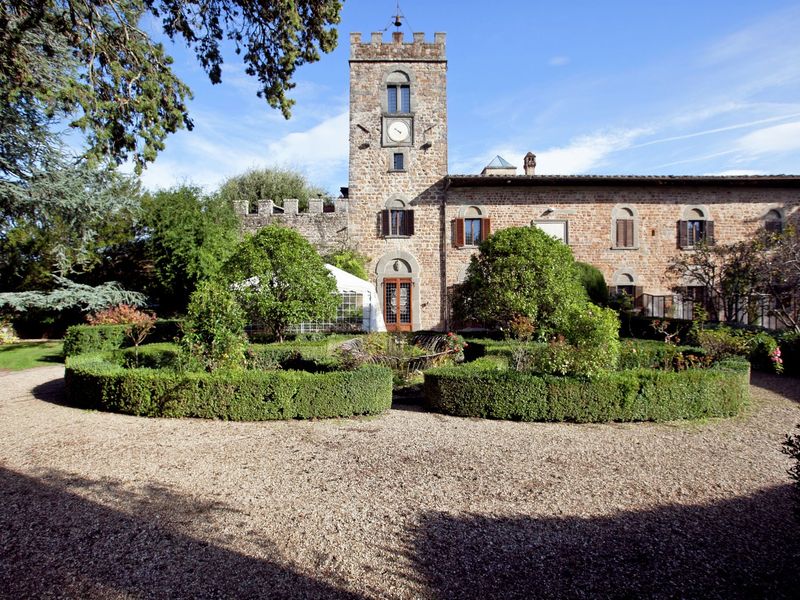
[385,235,412,239]
[388,169,407,173]
[611,246,639,251]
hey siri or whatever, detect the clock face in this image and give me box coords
[387,120,410,142]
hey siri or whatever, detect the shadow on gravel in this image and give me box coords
[31,376,70,407]
[0,467,361,599]
[750,371,800,405]
[407,485,800,599]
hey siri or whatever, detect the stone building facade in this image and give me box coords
[238,31,800,332]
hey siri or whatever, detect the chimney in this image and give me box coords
[524,152,537,175]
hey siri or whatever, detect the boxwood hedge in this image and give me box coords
[423,358,749,423]
[63,320,183,357]
[65,352,393,420]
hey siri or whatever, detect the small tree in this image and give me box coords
[575,261,609,305]
[180,281,248,372]
[453,226,588,340]
[221,225,339,342]
[753,226,800,332]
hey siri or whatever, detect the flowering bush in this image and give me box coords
[444,332,467,354]
[770,346,784,374]
[87,304,153,326]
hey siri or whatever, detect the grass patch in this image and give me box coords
[0,341,64,371]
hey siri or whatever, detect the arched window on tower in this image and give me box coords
[386,70,411,113]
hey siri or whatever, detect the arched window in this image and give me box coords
[454,205,491,247]
[381,197,414,237]
[611,269,642,304]
[678,206,714,249]
[612,205,639,249]
[764,209,784,234]
[386,70,410,114]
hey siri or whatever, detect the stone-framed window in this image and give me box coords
[388,150,408,172]
[386,70,411,114]
[454,205,490,247]
[610,269,642,306]
[764,208,784,234]
[611,205,639,249]
[678,206,714,249]
[533,220,569,245]
[381,197,414,237]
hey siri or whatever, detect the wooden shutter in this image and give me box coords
[705,221,715,245]
[404,210,415,236]
[625,219,634,247]
[678,220,688,248]
[381,210,390,236]
[455,218,465,247]
[481,218,491,241]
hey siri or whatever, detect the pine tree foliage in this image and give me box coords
[0,277,146,312]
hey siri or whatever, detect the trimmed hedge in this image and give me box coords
[65,352,393,420]
[63,320,183,357]
[423,358,749,423]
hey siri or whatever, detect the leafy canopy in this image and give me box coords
[453,226,589,339]
[217,167,330,212]
[221,225,338,341]
[1,0,343,171]
[140,185,240,314]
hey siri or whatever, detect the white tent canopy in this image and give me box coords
[325,264,386,332]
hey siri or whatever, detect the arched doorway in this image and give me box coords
[376,251,421,332]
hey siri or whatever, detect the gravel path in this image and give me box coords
[1,366,799,599]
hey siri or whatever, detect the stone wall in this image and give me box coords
[444,184,800,303]
[237,199,349,255]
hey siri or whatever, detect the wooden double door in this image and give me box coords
[383,278,412,332]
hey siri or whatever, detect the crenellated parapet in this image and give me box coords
[237,199,349,253]
[349,31,446,62]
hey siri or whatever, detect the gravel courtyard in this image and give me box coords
[1,365,799,599]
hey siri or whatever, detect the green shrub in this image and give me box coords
[423,358,749,423]
[180,280,248,372]
[63,319,183,357]
[575,262,609,305]
[618,340,708,370]
[65,353,392,420]
[452,226,589,338]
[695,326,749,361]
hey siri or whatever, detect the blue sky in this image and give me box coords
[136,0,800,194]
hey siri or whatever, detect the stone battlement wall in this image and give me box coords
[237,199,349,254]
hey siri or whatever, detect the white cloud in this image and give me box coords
[736,121,800,155]
[535,129,650,174]
[139,111,349,193]
[548,56,570,67]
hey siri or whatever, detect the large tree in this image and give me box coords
[217,167,330,212]
[1,0,343,172]
[140,185,240,314]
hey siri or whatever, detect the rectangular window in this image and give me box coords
[382,209,414,236]
[534,221,569,244]
[393,152,404,171]
[400,85,410,112]
[687,220,705,246]
[390,209,406,236]
[387,85,410,113]
[464,218,482,246]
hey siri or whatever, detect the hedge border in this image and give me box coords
[423,358,750,423]
[65,353,393,421]
[63,320,183,357]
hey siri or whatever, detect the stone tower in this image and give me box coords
[348,31,448,331]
